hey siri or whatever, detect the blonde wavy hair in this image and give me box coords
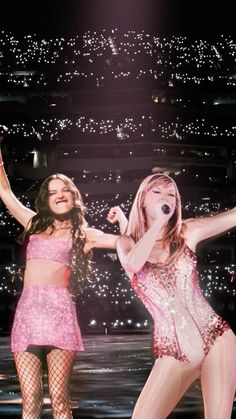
[126,173,187,265]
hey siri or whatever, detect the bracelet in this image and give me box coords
[0,161,4,167]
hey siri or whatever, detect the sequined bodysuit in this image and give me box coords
[131,245,229,367]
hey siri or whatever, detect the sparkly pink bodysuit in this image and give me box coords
[131,245,230,367]
[11,235,84,353]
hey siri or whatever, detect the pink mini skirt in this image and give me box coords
[11,285,84,353]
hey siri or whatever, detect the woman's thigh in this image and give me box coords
[201,329,236,419]
[13,351,43,400]
[132,356,199,419]
[46,349,76,395]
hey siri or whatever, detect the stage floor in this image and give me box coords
[0,334,235,418]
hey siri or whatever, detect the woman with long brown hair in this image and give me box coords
[117,173,236,419]
[0,140,127,419]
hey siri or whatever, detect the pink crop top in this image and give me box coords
[26,235,72,268]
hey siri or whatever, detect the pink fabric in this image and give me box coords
[11,285,84,353]
[26,236,72,267]
[132,245,230,367]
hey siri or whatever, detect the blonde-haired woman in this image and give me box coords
[117,173,236,419]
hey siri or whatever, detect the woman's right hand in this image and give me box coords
[153,201,173,225]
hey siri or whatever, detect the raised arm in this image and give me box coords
[84,206,128,251]
[185,207,236,250]
[0,139,36,227]
[85,228,119,251]
[116,203,170,278]
[107,206,128,234]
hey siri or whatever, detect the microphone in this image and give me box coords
[161,204,171,214]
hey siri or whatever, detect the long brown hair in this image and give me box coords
[126,173,186,266]
[18,173,92,293]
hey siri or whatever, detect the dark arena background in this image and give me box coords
[0,0,235,418]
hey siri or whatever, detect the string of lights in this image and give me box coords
[0,117,235,143]
[0,31,235,88]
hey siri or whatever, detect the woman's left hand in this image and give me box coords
[107,206,124,224]
[107,206,128,234]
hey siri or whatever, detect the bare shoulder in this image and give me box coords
[116,234,135,250]
[85,227,104,241]
[183,217,201,232]
[116,235,136,280]
[184,217,208,235]
[183,218,205,250]
[83,227,103,253]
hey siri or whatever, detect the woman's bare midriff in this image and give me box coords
[24,259,71,287]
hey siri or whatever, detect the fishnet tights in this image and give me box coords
[47,349,76,419]
[14,351,43,419]
[14,349,76,419]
